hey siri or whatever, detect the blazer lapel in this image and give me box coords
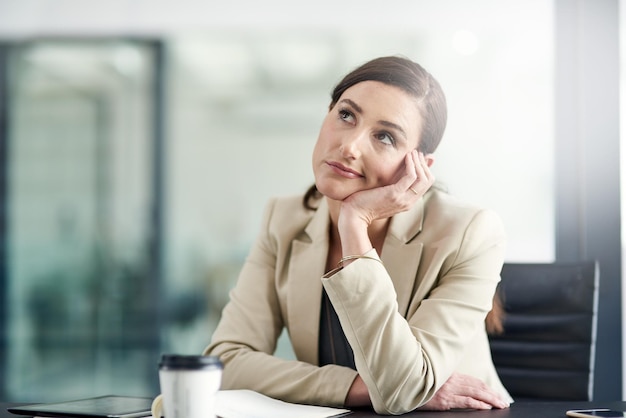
[381,197,425,317]
[287,199,330,365]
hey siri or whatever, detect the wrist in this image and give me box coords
[345,375,371,407]
[337,251,382,269]
[337,207,370,244]
[337,206,369,229]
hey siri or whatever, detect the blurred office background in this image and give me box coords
[0,0,622,405]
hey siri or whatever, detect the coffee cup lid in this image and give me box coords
[159,354,223,370]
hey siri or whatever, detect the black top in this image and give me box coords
[318,289,356,370]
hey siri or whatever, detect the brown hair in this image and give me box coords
[303,55,448,210]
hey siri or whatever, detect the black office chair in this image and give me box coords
[489,261,599,401]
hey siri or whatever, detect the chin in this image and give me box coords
[315,184,356,201]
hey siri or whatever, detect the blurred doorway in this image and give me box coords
[0,39,164,402]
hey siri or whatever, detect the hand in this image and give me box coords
[344,375,372,407]
[418,373,510,411]
[340,150,434,227]
[335,150,434,263]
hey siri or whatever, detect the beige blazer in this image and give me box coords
[204,189,512,415]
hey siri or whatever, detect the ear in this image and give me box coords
[425,154,435,168]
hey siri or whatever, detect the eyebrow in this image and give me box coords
[339,98,408,141]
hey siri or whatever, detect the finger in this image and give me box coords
[394,151,419,192]
[459,384,509,409]
[413,150,422,175]
[408,150,421,182]
[415,151,433,184]
[449,373,509,409]
[457,397,494,410]
[406,152,433,195]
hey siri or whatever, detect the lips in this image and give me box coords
[326,161,363,179]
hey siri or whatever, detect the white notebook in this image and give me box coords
[214,389,352,418]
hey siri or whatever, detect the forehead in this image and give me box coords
[338,81,423,145]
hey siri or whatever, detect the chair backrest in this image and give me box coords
[488,261,599,401]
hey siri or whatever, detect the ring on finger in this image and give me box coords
[409,187,419,195]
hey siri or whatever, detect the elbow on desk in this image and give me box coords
[367,365,437,415]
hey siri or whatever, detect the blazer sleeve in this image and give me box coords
[322,208,506,415]
[204,198,358,407]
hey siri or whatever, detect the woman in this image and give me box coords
[204,56,512,414]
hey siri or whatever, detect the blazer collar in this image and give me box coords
[287,199,330,364]
[387,192,425,244]
[382,196,425,317]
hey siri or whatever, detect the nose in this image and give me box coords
[339,130,366,160]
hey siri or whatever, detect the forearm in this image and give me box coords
[207,341,357,407]
[323,218,505,413]
[323,258,436,414]
[345,375,373,407]
[336,203,375,263]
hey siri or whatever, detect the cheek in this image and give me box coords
[368,158,403,186]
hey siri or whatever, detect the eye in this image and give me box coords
[338,109,355,124]
[375,131,395,146]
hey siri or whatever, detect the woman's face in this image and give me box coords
[312,80,423,201]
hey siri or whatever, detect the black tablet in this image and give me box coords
[7,395,152,418]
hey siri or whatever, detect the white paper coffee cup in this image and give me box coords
[159,354,223,418]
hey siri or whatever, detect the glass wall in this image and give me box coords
[4,40,159,401]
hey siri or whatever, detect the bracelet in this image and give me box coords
[337,253,383,268]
